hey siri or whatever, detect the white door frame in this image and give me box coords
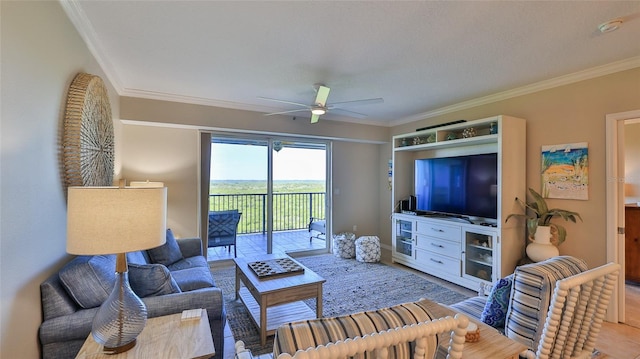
[605,109,640,322]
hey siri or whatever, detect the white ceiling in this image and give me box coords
[63,1,640,126]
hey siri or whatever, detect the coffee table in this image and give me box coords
[234,254,325,345]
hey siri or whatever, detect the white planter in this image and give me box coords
[526,225,559,262]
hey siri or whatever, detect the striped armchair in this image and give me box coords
[450,256,620,359]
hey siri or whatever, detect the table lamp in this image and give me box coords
[66,184,167,353]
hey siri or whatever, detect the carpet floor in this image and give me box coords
[210,254,472,356]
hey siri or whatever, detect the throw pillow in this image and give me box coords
[59,255,116,309]
[147,228,183,266]
[128,263,181,298]
[480,274,513,329]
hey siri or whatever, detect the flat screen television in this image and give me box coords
[414,153,498,220]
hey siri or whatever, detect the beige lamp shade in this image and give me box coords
[129,181,164,188]
[67,186,167,255]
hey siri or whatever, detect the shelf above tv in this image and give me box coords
[393,117,499,152]
[394,134,498,152]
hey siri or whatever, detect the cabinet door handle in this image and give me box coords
[431,228,444,232]
[431,243,444,248]
[430,258,443,264]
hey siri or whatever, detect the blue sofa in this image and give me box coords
[39,233,229,359]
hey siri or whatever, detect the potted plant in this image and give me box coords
[506,187,582,261]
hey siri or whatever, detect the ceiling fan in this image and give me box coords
[258,84,383,123]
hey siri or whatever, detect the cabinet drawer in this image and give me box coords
[416,249,460,276]
[415,235,460,258]
[415,221,461,241]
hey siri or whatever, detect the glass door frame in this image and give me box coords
[208,132,332,256]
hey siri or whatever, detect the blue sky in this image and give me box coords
[210,143,326,180]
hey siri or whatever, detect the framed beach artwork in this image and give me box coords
[541,142,589,200]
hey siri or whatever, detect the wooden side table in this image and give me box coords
[75,309,215,359]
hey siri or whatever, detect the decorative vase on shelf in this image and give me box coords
[462,127,476,138]
[526,226,559,262]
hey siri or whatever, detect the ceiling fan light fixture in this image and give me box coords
[598,18,623,33]
[311,107,326,115]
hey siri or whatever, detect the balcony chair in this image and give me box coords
[308,217,325,242]
[208,210,242,257]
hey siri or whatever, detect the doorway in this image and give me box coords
[205,134,331,260]
[605,109,640,325]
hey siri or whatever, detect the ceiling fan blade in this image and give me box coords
[330,108,368,119]
[314,85,330,106]
[257,96,310,108]
[328,97,383,109]
[310,114,320,124]
[264,108,310,116]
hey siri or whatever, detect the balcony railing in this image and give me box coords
[208,192,325,234]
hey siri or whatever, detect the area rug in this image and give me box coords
[210,254,472,356]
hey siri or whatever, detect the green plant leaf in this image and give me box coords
[507,187,581,246]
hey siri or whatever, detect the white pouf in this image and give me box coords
[355,236,381,263]
[332,232,356,259]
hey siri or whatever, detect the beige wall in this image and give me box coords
[389,68,640,268]
[118,122,385,244]
[120,97,389,144]
[0,2,120,358]
[625,122,640,204]
[120,124,200,238]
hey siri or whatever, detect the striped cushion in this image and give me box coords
[504,256,588,351]
[274,299,438,359]
[449,296,487,323]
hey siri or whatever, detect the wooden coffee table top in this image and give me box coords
[234,254,325,294]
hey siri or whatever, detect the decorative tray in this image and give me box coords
[248,258,305,279]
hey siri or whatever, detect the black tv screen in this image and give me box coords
[414,153,498,220]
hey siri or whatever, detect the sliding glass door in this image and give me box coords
[207,134,330,260]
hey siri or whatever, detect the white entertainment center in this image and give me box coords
[391,115,526,291]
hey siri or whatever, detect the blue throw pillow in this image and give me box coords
[128,263,181,298]
[59,255,116,309]
[147,228,183,266]
[480,274,513,329]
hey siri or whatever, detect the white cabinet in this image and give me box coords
[461,226,499,285]
[390,115,526,291]
[415,219,461,278]
[392,216,414,261]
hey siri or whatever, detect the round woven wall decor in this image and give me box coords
[62,73,114,187]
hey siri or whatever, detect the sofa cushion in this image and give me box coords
[128,263,181,298]
[505,256,588,351]
[167,255,209,271]
[480,274,513,330]
[58,255,116,309]
[170,266,216,292]
[274,299,438,359]
[127,250,150,265]
[147,228,183,266]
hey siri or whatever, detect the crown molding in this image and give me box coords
[119,88,390,127]
[62,0,638,129]
[120,119,388,144]
[391,56,640,127]
[60,0,124,92]
[120,88,272,113]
